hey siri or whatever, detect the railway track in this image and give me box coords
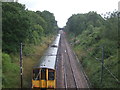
[56,32,89,88]
[60,34,77,88]
[62,54,67,88]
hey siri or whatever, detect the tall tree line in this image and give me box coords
[2,2,58,54]
[65,11,119,88]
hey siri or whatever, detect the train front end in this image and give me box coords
[32,68,56,89]
[32,33,61,89]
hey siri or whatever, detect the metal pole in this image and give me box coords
[20,43,23,88]
[100,46,104,87]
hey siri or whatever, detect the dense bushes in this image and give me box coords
[65,11,119,88]
[2,53,19,88]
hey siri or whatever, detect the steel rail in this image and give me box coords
[64,36,78,89]
[72,50,91,88]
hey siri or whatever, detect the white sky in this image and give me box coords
[18,0,119,27]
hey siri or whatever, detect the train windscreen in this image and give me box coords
[48,69,54,80]
[33,69,40,80]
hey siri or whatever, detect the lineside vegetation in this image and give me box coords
[2,2,58,88]
[65,11,119,88]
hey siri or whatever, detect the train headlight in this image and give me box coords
[49,85,53,88]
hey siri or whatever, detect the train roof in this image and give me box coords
[51,34,61,47]
[33,55,57,70]
[33,34,61,70]
[44,47,58,56]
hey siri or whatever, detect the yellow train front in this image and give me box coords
[32,34,61,89]
[32,68,56,88]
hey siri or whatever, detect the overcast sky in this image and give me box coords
[18,0,119,27]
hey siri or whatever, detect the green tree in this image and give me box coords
[2,2,30,53]
[65,11,104,36]
[38,10,58,34]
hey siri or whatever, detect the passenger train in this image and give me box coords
[32,33,61,88]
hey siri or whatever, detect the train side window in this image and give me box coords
[48,69,54,80]
[33,69,40,80]
[41,68,46,80]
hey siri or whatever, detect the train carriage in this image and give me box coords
[32,56,57,88]
[32,34,61,89]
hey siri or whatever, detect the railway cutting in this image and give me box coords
[56,30,90,88]
[32,30,90,89]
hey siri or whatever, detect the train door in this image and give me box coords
[47,69,56,88]
[40,68,47,88]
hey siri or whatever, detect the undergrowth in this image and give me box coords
[2,35,54,88]
[71,32,119,88]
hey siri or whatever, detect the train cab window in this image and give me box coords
[51,45,57,47]
[48,69,54,80]
[41,68,46,80]
[33,69,40,80]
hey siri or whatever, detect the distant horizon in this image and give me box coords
[18,0,119,27]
